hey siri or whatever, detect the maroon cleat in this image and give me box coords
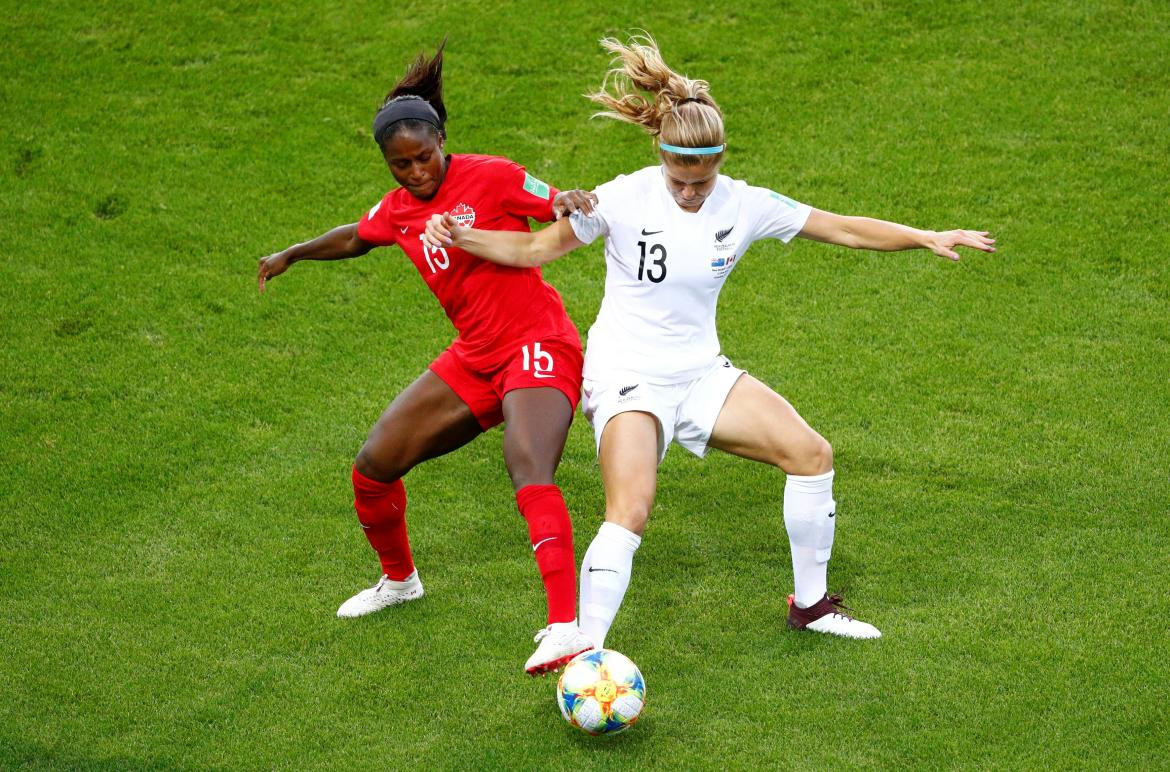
[786,593,882,639]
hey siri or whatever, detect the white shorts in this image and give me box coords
[581,356,746,463]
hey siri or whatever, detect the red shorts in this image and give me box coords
[429,336,583,430]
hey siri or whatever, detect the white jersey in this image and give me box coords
[569,165,812,384]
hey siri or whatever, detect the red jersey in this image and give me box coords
[357,154,579,371]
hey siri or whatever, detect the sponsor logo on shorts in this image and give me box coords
[450,202,476,228]
[399,226,408,233]
[640,227,663,236]
[617,384,641,404]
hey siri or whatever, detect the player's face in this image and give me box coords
[661,156,722,213]
[383,128,447,200]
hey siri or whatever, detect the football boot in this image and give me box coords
[525,621,595,675]
[786,592,881,639]
[336,571,424,618]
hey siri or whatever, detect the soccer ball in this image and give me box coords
[556,649,646,735]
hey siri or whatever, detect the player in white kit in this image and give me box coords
[424,35,995,645]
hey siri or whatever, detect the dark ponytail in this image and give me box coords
[374,38,448,147]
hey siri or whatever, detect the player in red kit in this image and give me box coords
[257,40,597,675]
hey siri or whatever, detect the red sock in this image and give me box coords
[351,467,414,581]
[516,484,577,625]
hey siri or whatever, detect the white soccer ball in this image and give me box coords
[556,649,646,735]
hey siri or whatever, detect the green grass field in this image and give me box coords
[3,0,1168,767]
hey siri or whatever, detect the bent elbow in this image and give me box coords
[346,227,374,257]
[520,240,557,268]
[530,249,556,268]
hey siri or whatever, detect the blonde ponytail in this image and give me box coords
[586,34,725,164]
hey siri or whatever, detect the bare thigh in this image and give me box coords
[598,411,660,536]
[355,370,484,482]
[501,387,574,491]
[707,374,832,475]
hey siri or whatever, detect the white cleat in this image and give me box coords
[336,571,424,618]
[786,593,882,639]
[525,621,595,675]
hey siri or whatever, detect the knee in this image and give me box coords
[810,435,833,473]
[604,501,652,536]
[355,444,407,483]
[778,434,833,476]
[505,448,556,491]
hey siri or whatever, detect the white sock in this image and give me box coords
[783,469,836,608]
[382,570,419,589]
[579,521,641,649]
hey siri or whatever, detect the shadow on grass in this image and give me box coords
[560,718,654,752]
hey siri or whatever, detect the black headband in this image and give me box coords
[372,98,443,145]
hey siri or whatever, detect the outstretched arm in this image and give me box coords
[424,214,584,268]
[257,223,374,292]
[799,209,995,261]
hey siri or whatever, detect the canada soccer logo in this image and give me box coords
[450,202,476,228]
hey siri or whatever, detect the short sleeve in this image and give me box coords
[495,161,560,222]
[356,195,398,245]
[750,187,813,244]
[568,175,628,245]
